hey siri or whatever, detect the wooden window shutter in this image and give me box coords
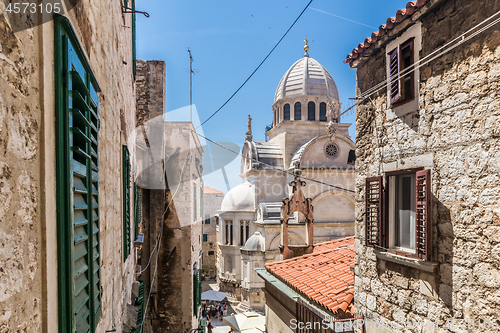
[365,177,383,247]
[389,45,401,105]
[416,169,431,260]
[123,145,131,261]
[55,15,102,332]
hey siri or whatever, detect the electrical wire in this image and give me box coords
[197,0,314,129]
[191,130,356,194]
[355,10,500,103]
[139,151,191,333]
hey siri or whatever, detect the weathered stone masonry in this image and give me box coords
[351,0,500,331]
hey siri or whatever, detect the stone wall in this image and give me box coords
[0,1,138,332]
[202,190,224,279]
[352,0,500,331]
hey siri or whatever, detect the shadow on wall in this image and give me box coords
[374,193,454,321]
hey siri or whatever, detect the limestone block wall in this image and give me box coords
[353,0,500,331]
[202,191,224,279]
[0,0,138,332]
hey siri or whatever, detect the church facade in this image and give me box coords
[216,45,356,312]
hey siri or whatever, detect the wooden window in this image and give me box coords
[319,102,327,122]
[55,15,102,333]
[294,102,301,120]
[203,234,208,242]
[205,214,210,224]
[307,101,315,121]
[389,38,415,107]
[365,169,431,260]
[123,145,131,261]
[132,0,137,79]
[283,104,290,121]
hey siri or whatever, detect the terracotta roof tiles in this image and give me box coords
[345,0,431,64]
[265,237,355,316]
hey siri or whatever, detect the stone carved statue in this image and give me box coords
[245,114,253,141]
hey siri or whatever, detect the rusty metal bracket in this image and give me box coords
[122,6,150,18]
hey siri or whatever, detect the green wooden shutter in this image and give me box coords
[123,145,131,261]
[193,270,202,315]
[200,186,204,219]
[134,183,141,240]
[193,184,197,222]
[55,16,102,333]
[132,0,137,79]
[134,281,145,333]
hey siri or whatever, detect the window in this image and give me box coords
[245,223,249,242]
[240,222,244,246]
[205,214,210,224]
[294,102,301,120]
[225,221,233,245]
[123,145,131,261]
[319,102,327,121]
[203,234,208,242]
[365,169,431,260]
[284,104,290,121]
[208,251,215,255]
[307,102,315,121]
[55,15,102,332]
[388,38,415,106]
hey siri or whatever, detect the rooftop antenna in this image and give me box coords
[188,48,195,123]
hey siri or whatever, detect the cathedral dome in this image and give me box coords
[220,181,255,212]
[243,232,265,251]
[274,56,339,103]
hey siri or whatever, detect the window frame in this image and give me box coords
[294,102,301,120]
[283,104,290,121]
[307,101,315,121]
[365,167,431,261]
[319,102,327,122]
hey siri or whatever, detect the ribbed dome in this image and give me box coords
[274,57,339,102]
[243,232,265,251]
[220,181,255,212]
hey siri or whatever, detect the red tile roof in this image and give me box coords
[266,237,355,316]
[345,0,431,64]
[204,186,223,194]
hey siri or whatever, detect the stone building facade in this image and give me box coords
[202,186,224,280]
[345,0,500,331]
[218,48,356,312]
[0,1,140,332]
[135,60,205,333]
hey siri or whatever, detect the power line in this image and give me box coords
[191,130,356,194]
[336,9,500,122]
[197,0,314,129]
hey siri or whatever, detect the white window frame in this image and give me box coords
[388,173,416,254]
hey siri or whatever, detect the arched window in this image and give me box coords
[308,102,315,121]
[319,102,327,122]
[284,104,290,121]
[294,102,301,120]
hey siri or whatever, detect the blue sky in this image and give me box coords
[136,0,411,192]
